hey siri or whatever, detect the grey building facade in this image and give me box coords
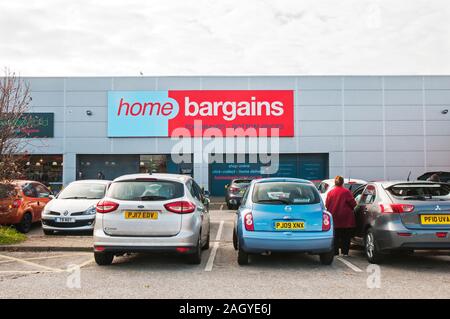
[21,76,450,195]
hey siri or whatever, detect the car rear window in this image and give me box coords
[107,180,184,201]
[252,182,321,205]
[0,184,16,198]
[58,183,107,199]
[344,183,366,192]
[233,180,252,185]
[387,184,450,201]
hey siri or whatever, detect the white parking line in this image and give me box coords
[0,253,90,265]
[204,220,224,272]
[336,256,363,272]
[0,253,63,273]
[220,204,224,211]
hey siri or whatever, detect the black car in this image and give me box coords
[225,179,252,209]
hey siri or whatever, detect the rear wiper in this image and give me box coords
[138,195,168,201]
[62,196,88,199]
[403,195,431,200]
[256,199,292,205]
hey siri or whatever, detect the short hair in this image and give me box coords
[335,175,344,186]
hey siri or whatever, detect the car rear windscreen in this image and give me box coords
[252,182,321,205]
[233,180,252,185]
[108,180,184,201]
[58,183,107,199]
[344,183,366,192]
[388,184,450,201]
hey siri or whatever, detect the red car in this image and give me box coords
[0,180,53,233]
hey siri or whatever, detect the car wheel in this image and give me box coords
[237,247,249,265]
[365,228,385,264]
[319,250,334,265]
[94,252,114,266]
[43,229,54,235]
[187,236,202,264]
[202,230,210,250]
[232,229,238,250]
[15,213,32,233]
[226,202,233,210]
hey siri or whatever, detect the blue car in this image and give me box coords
[233,178,334,265]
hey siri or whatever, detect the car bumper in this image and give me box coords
[93,228,198,253]
[375,228,450,251]
[240,231,334,254]
[41,216,95,231]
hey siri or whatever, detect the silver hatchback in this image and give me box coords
[93,173,210,265]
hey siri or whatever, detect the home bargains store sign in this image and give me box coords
[107,90,294,137]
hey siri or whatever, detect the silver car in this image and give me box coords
[352,181,450,263]
[93,173,210,265]
[41,180,111,234]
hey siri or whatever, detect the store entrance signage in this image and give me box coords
[2,113,54,138]
[107,90,294,137]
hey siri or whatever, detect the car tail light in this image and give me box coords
[244,212,254,231]
[436,232,448,238]
[229,186,239,193]
[94,246,105,252]
[322,212,331,231]
[176,247,190,253]
[96,200,119,213]
[164,201,196,214]
[11,199,22,209]
[380,203,414,214]
[397,232,412,237]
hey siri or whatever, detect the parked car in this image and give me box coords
[317,178,367,205]
[417,171,450,183]
[233,178,334,265]
[225,179,252,209]
[0,180,53,233]
[41,180,111,235]
[93,173,210,265]
[352,181,450,264]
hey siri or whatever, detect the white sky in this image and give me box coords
[1,0,450,76]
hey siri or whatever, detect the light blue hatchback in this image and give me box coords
[233,178,334,265]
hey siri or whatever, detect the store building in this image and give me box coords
[21,76,450,195]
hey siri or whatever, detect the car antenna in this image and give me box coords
[406,171,411,181]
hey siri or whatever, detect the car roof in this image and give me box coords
[321,178,367,184]
[113,173,191,183]
[252,177,313,185]
[69,179,111,184]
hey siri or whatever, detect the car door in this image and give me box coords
[33,183,52,220]
[21,183,39,221]
[190,180,209,242]
[354,184,376,237]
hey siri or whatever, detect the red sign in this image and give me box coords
[108,90,294,137]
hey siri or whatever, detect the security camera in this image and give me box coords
[442,109,448,115]
[86,110,93,116]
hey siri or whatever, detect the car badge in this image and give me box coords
[63,210,69,216]
[284,206,292,213]
[435,205,441,211]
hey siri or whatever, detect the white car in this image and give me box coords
[317,178,367,205]
[93,173,211,266]
[41,180,111,235]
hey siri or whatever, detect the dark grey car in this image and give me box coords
[352,181,450,264]
[225,179,252,209]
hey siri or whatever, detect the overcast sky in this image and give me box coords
[1,0,450,76]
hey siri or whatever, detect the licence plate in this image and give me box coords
[124,211,158,219]
[275,221,305,230]
[421,214,450,225]
[56,217,75,223]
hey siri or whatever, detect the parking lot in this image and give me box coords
[1,208,449,299]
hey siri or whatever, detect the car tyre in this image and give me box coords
[226,202,233,210]
[15,213,32,233]
[43,229,55,235]
[237,247,249,265]
[232,229,238,250]
[187,236,202,264]
[319,250,334,265]
[94,252,114,266]
[202,230,210,250]
[365,228,385,264]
